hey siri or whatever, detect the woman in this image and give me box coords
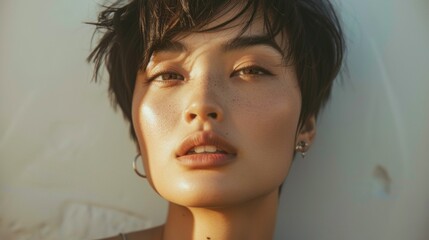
[88,0,345,239]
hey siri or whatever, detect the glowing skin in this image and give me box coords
[131,12,316,240]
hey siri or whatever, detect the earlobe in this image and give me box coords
[300,115,316,140]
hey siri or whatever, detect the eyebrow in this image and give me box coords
[223,35,283,55]
[152,40,186,53]
[152,35,284,56]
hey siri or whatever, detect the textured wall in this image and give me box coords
[0,1,167,239]
[1,0,428,240]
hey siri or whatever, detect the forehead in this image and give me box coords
[153,8,286,55]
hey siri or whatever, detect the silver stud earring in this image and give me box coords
[295,141,309,158]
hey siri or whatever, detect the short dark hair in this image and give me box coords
[87,0,345,142]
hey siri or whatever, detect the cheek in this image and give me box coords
[132,88,181,181]
[139,103,179,141]
[136,99,181,154]
[235,83,301,144]
[232,84,301,177]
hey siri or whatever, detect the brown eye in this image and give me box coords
[231,66,273,77]
[241,68,264,75]
[152,72,184,81]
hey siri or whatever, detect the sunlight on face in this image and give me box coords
[131,11,301,208]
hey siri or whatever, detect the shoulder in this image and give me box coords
[98,225,164,240]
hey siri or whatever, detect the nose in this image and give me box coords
[183,76,224,123]
[184,102,223,123]
[182,60,225,124]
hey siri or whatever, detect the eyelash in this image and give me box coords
[146,65,273,83]
[230,65,274,77]
[147,72,184,82]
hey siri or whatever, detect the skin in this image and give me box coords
[112,10,316,240]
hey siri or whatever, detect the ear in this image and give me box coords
[295,115,317,148]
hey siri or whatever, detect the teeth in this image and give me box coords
[192,145,218,154]
[205,145,217,153]
[194,146,205,153]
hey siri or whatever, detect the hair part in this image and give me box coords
[87,0,345,142]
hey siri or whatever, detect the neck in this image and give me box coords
[162,190,279,240]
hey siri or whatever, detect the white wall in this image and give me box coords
[0,1,167,239]
[1,0,428,239]
[275,0,429,239]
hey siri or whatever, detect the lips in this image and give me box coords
[176,131,237,158]
[175,131,237,168]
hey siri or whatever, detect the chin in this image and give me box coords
[169,194,250,209]
[158,180,280,209]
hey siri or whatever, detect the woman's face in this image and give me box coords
[132,13,308,207]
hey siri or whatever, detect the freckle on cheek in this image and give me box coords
[155,103,180,134]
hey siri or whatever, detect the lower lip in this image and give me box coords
[176,153,235,169]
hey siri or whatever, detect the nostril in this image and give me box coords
[207,112,217,119]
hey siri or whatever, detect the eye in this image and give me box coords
[230,65,273,78]
[149,72,185,82]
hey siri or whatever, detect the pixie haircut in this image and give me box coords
[88,0,345,142]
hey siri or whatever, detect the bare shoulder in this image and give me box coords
[98,225,164,240]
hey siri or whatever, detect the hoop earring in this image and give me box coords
[295,141,309,158]
[133,154,147,178]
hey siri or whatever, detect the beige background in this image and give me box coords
[1,0,428,239]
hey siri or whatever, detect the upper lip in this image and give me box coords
[176,131,237,157]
